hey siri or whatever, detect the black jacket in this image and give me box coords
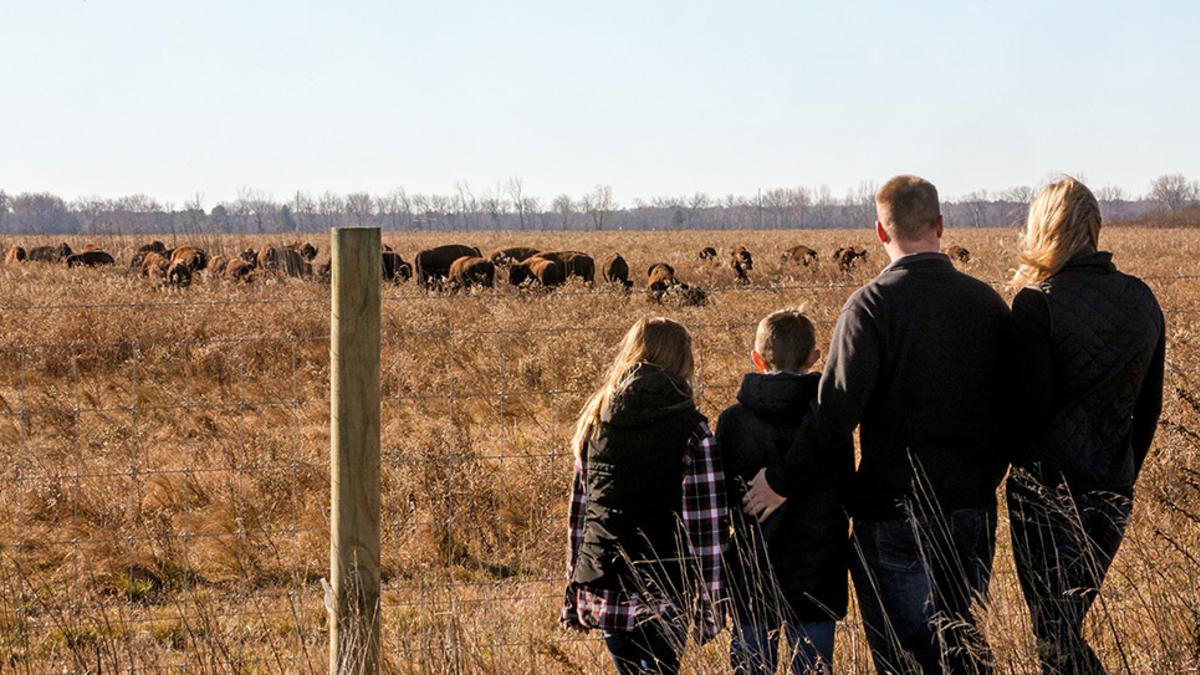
[573,363,706,594]
[1011,252,1164,494]
[766,252,1013,522]
[719,371,853,621]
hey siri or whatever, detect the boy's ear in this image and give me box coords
[805,348,821,370]
[751,350,768,373]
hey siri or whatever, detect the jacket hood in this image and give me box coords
[1060,251,1115,274]
[736,371,819,415]
[603,363,696,429]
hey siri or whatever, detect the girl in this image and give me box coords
[561,317,728,674]
[1008,177,1165,674]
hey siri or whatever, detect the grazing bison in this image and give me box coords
[130,240,167,269]
[646,262,675,279]
[288,242,319,261]
[381,251,413,283]
[166,261,192,287]
[224,258,255,282]
[449,256,495,290]
[66,250,116,267]
[256,245,306,278]
[647,263,680,292]
[239,248,258,264]
[602,254,632,288]
[782,245,818,266]
[944,245,971,263]
[538,251,595,284]
[730,246,753,284]
[833,246,869,271]
[415,244,482,289]
[490,247,542,267]
[4,246,26,264]
[509,256,567,288]
[170,246,209,272]
[27,242,72,263]
[699,247,718,261]
[141,252,170,279]
[207,255,229,278]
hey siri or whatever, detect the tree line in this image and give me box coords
[0,174,1196,235]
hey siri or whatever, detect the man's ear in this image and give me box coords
[875,220,890,245]
[751,350,768,373]
[806,348,821,370]
[935,214,945,239]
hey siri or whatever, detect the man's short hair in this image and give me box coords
[755,309,816,373]
[876,175,941,241]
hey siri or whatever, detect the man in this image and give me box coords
[744,175,1011,674]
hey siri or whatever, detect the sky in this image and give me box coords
[2,1,1197,206]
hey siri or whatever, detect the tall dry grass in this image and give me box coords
[0,227,1198,672]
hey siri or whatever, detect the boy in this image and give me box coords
[719,309,853,674]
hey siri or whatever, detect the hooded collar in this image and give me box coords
[736,371,819,415]
[602,363,695,429]
[1060,251,1115,274]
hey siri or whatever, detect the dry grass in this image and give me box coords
[0,227,1198,673]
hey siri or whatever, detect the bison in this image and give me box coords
[170,246,209,272]
[256,245,306,278]
[509,256,567,288]
[602,254,632,288]
[66,250,116,267]
[944,245,971,263]
[27,242,72,263]
[782,245,818,266]
[647,263,680,292]
[833,246,868,271]
[415,244,482,289]
[130,241,168,269]
[288,242,319,261]
[490,247,542,267]
[449,256,495,290]
[730,246,753,284]
[4,246,26,264]
[224,258,255,282]
[698,247,718,261]
[539,251,595,284]
[166,261,192,288]
[381,251,413,283]
[140,251,170,278]
[207,255,229,278]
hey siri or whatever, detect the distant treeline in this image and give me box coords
[1,175,1196,235]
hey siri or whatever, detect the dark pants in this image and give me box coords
[1007,475,1131,675]
[851,508,996,674]
[730,617,835,674]
[603,618,686,675]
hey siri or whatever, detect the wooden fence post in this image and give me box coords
[329,227,381,674]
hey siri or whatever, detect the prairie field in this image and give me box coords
[1,226,1198,673]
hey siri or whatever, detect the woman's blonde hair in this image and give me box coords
[1011,176,1102,288]
[570,317,695,459]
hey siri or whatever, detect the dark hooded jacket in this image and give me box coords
[572,363,706,595]
[718,371,853,622]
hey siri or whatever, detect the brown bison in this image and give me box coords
[66,250,116,267]
[381,251,413,283]
[538,251,595,284]
[170,246,209,272]
[647,263,681,292]
[140,251,170,278]
[4,246,26,264]
[224,258,255,282]
[833,246,869,271]
[490,247,542,267]
[603,254,632,288]
[944,245,971,263]
[449,256,496,290]
[730,246,753,284]
[699,247,718,261]
[27,242,72,263]
[782,245,818,266]
[130,240,167,268]
[287,242,319,261]
[508,256,567,288]
[207,255,229,278]
[166,261,192,287]
[256,245,306,278]
[415,244,482,289]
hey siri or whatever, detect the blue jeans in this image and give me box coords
[730,618,835,674]
[851,508,996,674]
[1007,474,1131,675]
[603,619,686,675]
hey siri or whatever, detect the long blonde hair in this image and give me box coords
[1011,176,1101,288]
[570,317,695,460]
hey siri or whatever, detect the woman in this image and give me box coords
[561,317,728,674]
[1007,177,1165,674]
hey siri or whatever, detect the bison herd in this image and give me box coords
[1,239,974,298]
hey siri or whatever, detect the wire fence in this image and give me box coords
[2,258,1199,674]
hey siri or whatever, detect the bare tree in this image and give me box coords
[1000,185,1035,203]
[455,182,478,231]
[585,184,614,231]
[506,177,528,230]
[1151,174,1196,210]
[0,189,7,232]
[317,191,344,229]
[345,192,374,226]
[1095,185,1127,202]
[551,194,574,230]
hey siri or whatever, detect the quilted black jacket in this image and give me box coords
[1011,251,1165,493]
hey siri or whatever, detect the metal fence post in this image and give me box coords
[329,227,381,674]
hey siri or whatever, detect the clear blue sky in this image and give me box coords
[2,1,1197,205]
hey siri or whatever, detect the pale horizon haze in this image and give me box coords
[2,0,1198,206]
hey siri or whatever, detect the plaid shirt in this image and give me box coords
[561,422,728,641]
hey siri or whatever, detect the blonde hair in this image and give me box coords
[755,309,816,373]
[570,317,695,459]
[1012,177,1101,288]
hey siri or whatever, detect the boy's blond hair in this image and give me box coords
[876,175,941,241]
[755,309,816,373]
